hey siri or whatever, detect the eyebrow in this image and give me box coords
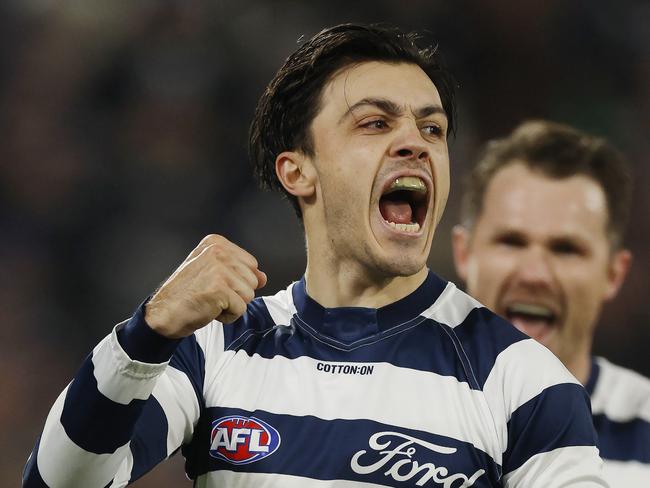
[339,97,447,124]
[493,227,591,247]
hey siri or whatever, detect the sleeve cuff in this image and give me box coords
[117,299,182,363]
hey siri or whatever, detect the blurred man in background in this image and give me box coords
[452,120,650,485]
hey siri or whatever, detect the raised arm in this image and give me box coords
[23,235,266,487]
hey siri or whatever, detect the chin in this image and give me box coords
[371,252,428,278]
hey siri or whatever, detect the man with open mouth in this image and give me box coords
[25,25,608,487]
[453,120,649,486]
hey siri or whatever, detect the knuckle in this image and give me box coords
[201,234,224,246]
[206,242,226,258]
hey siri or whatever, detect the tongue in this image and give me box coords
[380,199,412,224]
[509,315,551,342]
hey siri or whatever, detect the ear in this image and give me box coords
[275,151,317,199]
[451,224,471,282]
[603,248,632,301]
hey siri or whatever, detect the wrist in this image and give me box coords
[144,298,181,339]
[118,299,183,363]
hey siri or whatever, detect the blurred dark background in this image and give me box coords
[3,1,648,486]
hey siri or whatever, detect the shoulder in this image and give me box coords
[591,356,650,422]
[424,282,576,391]
[429,283,594,472]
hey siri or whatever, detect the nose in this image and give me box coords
[388,121,429,162]
[514,247,556,289]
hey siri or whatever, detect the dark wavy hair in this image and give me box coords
[249,23,457,218]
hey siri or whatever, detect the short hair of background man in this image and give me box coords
[460,120,632,249]
[249,23,457,218]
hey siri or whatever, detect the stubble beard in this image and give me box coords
[360,240,428,279]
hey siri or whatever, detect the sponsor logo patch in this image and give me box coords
[209,416,281,465]
[351,431,485,486]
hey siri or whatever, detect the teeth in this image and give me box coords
[386,221,421,233]
[507,303,553,318]
[386,176,426,194]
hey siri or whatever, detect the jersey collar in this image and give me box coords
[290,270,447,342]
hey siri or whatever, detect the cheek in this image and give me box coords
[566,278,606,313]
[565,261,611,300]
[467,251,507,296]
[433,158,450,206]
[322,147,376,190]
[561,266,609,324]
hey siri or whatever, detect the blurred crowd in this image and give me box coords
[2,1,648,486]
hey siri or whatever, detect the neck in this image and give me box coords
[564,352,592,386]
[304,256,429,309]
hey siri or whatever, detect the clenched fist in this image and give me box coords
[144,234,267,338]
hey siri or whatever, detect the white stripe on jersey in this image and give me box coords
[482,338,581,454]
[201,470,396,487]
[262,283,297,325]
[502,445,606,488]
[602,459,650,487]
[591,357,650,423]
[203,351,501,461]
[420,282,482,327]
[152,365,201,449]
[37,387,132,487]
[93,324,170,405]
[195,317,226,387]
[108,451,133,488]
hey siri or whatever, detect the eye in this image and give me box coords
[361,118,389,130]
[494,232,527,248]
[550,240,583,256]
[421,123,444,138]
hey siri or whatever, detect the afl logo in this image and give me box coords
[209,416,281,464]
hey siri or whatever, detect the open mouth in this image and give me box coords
[378,176,429,234]
[505,303,557,341]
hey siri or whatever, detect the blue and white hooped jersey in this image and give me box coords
[586,356,650,486]
[24,272,608,487]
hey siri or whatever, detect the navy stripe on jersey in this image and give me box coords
[450,307,529,389]
[193,406,502,486]
[129,396,169,481]
[225,312,474,387]
[169,334,207,411]
[220,279,530,392]
[221,307,528,393]
[221,298,278,352]
[182,411,213,480]
[22,436,48,488]
[61,356,146,454]
[503,383,597,473]
[593,414,650,463]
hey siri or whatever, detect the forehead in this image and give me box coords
[478,163,609,239]
[319,61,442,114]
